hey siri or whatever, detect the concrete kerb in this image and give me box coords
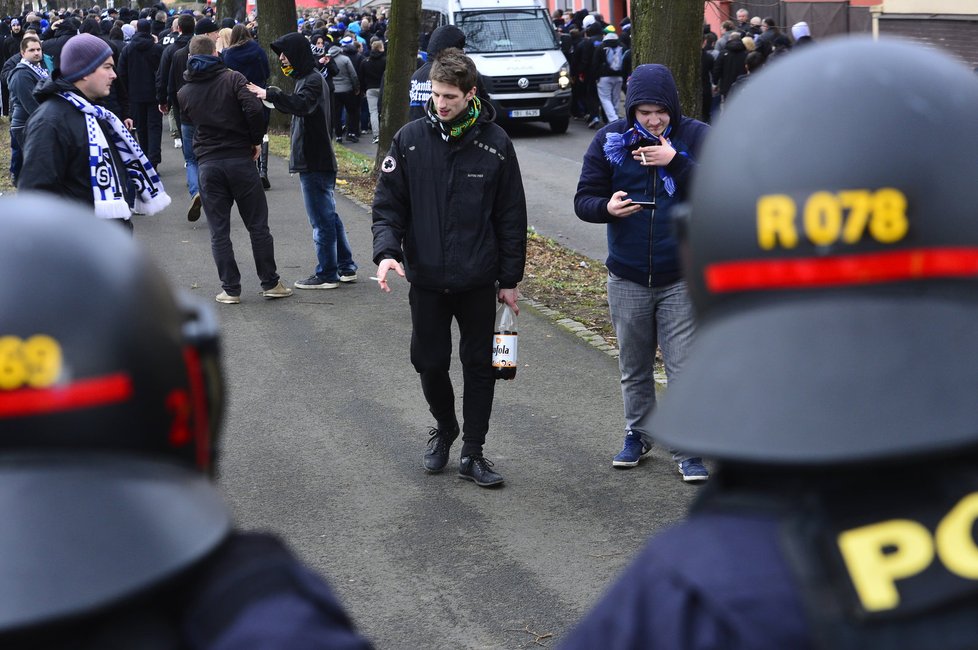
[335,183,668,387]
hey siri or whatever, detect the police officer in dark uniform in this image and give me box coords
[560,38,978,649]
[0,194,373,649]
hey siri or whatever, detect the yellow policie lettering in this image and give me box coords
[837,491,978,613]
[757,188,909,250]
[0,335,63,390]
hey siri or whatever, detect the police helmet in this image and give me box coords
[652,38,978,466]
[0,195,230,631]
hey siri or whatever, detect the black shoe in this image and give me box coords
[423,425,458,472]
[346,133,359,143]
[336,136,343,144]
[187,192,202,222]
[458,454,504,487]
[260,175,271,190]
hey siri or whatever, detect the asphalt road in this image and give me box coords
[137,128,697,649]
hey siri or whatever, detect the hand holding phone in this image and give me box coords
[628,199,656,209]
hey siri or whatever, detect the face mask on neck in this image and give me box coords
[281,62,294,77]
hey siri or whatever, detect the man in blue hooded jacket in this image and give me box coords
[574,64,710,480]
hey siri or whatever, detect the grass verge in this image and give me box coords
[268,131,615,345]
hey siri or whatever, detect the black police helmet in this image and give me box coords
[0,194,230,631]
[652,38,978,466]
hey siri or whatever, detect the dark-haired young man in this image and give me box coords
[372,48,527,488]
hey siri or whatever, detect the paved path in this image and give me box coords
[134,142,698,649]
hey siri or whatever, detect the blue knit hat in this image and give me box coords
[60,34,112,82]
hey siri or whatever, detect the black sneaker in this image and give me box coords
[423,425,458,472]
[458,454,504,487]
[346,133,360,143]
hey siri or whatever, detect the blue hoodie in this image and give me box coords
[574,64,709,287]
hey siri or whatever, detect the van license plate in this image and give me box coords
[509,109,540,118]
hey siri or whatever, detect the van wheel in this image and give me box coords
[549,117,569,134]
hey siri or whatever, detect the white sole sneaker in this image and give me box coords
[339,273,357,283]
[294,281,339,289]
[216,291,240,304]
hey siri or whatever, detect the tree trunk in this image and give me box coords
[375,0,421,172]
[257,0,297,131]
[629,0,702,120]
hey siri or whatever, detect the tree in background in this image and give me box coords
[629,0,703,120]
[257,0,297,130]
[375,0,421,172]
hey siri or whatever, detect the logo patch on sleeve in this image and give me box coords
[381,156,396,173]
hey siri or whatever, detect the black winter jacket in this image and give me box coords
[7,62,43,128]
[267,32,335,173]
[372,103,527,292]
[156,33,190,104]
[119,32,163,104]
[19,76,132,207]
[178,55,265,164]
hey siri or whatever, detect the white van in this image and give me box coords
[421,0,573,133]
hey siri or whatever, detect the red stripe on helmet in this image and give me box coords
[0,373,133,417]
[705,248,978,293]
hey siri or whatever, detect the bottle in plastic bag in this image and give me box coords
[492,302,518,380]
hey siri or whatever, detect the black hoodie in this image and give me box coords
[178,54,265,163]
[119,30,163,104]
[266,32,336,173]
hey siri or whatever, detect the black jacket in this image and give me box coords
[156,32,190,105]
[19,75,132,207]
[7,61,43,127]
[357,50,385,91]
[119,31,163,104]
[372,103,527,292]
[178,55,265,163]
[267,32,335,173]
[713,38,748,97]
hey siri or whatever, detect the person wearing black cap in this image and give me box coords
[0,194,373,648]
[561,38,978,649]
[20,33,170,228]
[118,19,164,170]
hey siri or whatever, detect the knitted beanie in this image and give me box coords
[194,18,218,35]
[60,33,113,82]
[136,18,152,34]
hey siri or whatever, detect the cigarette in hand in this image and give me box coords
[641,152,647,165]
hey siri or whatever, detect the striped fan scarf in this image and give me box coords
[58,91,171,219]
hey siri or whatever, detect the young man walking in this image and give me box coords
[178,35,292,305]
[372,49,527,488]
[247,32,357,290]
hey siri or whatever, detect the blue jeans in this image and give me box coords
[9,126,23,181]
[298,171,356,282]
[180,123,199,198]
[607,274,696,462]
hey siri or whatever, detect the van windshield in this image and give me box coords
[455,9,559,53]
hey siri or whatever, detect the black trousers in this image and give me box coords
[333,90,360,137]
[409,284,496,457]
[132,101,163,167]
[198,157,280,295]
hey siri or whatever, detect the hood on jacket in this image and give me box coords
[725,37,746,52]
[32,74,78,103]
[184,54,225,81]
[624,63,682,127]
[426,25,465,56]
[271,32,314,77]
[131,30,156,51]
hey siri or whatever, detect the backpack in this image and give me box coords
[605,45,623,72]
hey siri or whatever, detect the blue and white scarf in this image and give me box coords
[58,91,171,219]
[18,59,49,80]
[602,122,688,197]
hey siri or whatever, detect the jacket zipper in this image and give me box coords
[647,171,656,287]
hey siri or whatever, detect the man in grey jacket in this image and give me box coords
[327,44,359,143]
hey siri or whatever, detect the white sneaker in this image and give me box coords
[215,291,240,304]
[174,138,182,149]
[261,282,294,299]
